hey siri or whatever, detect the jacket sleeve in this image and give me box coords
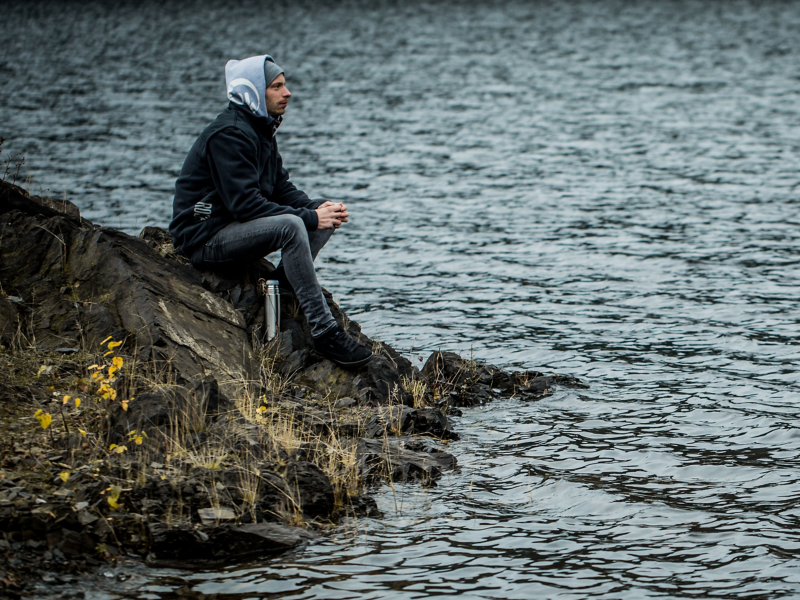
[272,151,324,212]
[206,128,319,230]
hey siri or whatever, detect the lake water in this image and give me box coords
[3,0,800,598]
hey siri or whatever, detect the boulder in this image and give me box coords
[363,406,457,440]
[106,377,233,446]
[358,437,457,484]
[422,350,587,407]
[284,461,334,518]
[147,522,316,563]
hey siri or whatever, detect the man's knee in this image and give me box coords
[277,214,309,244]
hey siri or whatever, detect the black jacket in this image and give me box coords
[169,104,320,257]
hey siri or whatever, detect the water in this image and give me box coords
[3,0,800,597]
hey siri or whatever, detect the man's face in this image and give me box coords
[265,74,291,117]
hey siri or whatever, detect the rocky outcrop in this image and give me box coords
[0,179,416,404]
[0,181,255,394]
[0,178,587,588]
[422,350,588,409]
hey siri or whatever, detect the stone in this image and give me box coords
[147,522,316,562]
[284,461,334,518]
[358,437,457,484]
[422,350,587,407]
[0,295,19,345]
[197,507,236,525]
[106,377,232,446]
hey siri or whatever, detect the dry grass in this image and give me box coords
[0,322,381,530]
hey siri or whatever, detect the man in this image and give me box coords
[170,54,372,369]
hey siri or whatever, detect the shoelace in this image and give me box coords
[331,329,361,353]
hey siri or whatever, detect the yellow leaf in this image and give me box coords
[101,336,113,345]
[78,428,87,436]
[107,366,117,379]
[107,497,118,509]
[103,350,113,357]
[113,445,127,454]
[112,356,123,369]
[74,398,81,409]
[108,388,117,401]
[91,371,103,381]
[109,444,117,451]
[60,470,70,483]
[257,406,267,413]
[62,395,71,405]
[107,341,122,350]
[34,409,43,417]
[121,400,128,411]
[87,364,101,371]
[36,413,52,430]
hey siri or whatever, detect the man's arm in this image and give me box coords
[206,128,319,230]
[272,150,350,230]
[272,151,320,211]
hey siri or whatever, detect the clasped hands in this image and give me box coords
[316,201,349,230]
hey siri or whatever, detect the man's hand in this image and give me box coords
[316,201,349,230]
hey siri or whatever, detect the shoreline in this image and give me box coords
[0,179,585,597]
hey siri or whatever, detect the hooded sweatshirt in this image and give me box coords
[169,55,320,259]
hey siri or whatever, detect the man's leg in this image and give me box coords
[269,224,333,295]
[192,215,337,337]
[308,228,334,261]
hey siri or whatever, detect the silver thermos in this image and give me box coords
[264,279,280,341]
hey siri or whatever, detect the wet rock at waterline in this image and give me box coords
[423,350,589,408]
[147,522,317,563]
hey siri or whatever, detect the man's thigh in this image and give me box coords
[192,215,306,266]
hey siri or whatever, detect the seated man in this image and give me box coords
[170,54,372,369]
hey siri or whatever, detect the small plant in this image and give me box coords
[88,337,133,411]
[1,137,26,185]
[401,376,429,409]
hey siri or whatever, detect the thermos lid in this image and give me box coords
[266,280,280,285]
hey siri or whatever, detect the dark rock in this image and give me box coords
[358,437,457,484]
[0,296,19,345]
[106,377,233,446]
[0,182,255,394]
[401,407,458,440]
[147,522,316,563]
[343,494,381,518]
[362,406,457,440]
[284,461,334,518]
[422,350,587,406]
[257,469,294,520]
[45,529,94,557]
[0,181,81,221]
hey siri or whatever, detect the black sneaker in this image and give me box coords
[314,325,373,369]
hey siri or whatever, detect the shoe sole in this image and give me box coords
[320,351,374,369]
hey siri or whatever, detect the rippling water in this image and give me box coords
[3,0,800,597]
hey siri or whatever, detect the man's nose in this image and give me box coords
[284,87,291,98]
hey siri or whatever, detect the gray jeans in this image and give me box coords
[191,214,336,337]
